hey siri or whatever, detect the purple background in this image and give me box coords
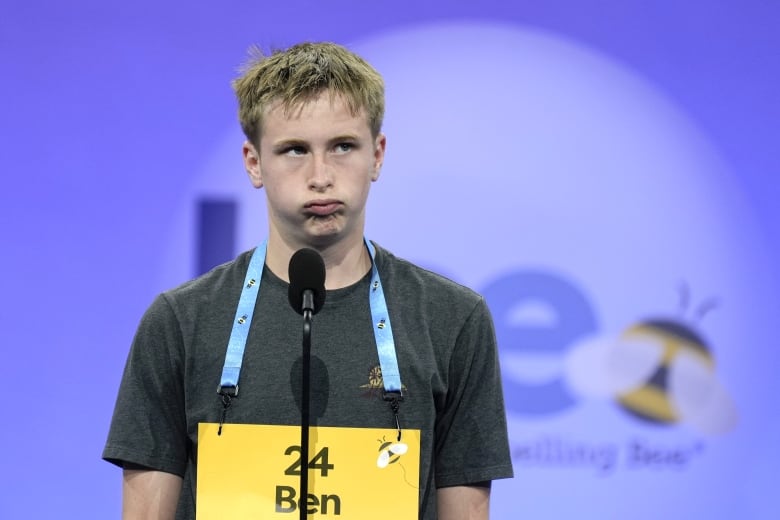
[1,1,778,517]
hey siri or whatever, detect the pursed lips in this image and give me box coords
[304,199,342,216]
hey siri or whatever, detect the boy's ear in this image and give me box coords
[371,133,387,181]
[243,141,263,188]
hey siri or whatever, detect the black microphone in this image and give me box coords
[288,248,326,315]
[288,248,326,520]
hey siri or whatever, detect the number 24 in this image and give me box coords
[284,446,335,477]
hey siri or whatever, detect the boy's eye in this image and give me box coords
[335,142,354,153]
[283,146,306,156]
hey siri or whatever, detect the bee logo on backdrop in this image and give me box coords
[483,271,738,475]
[565,287,737,436]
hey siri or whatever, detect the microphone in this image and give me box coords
[288,248,326,315]
[288,248,326,520]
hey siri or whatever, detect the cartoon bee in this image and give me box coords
[376,437,409,469]
[564,287,737,435]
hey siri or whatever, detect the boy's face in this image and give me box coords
[243,91,385,250]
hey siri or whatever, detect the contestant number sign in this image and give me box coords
[197,423,420,519]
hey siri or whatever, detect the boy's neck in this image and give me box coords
[265,233,372,290]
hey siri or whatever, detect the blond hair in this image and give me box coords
[232,42,385,145]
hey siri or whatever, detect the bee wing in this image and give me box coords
[390,443,408,455]
[565,334,663,398]
[668,350,738,435]
[377,450,390,469]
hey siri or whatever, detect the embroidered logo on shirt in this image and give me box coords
[360,365,408,399]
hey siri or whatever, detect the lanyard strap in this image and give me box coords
[218,238,403,397]
[218,241,267,396]
[365,239,402,393]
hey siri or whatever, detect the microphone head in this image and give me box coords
[288,248,326,315]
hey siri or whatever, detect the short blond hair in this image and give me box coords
[232,42,385,145]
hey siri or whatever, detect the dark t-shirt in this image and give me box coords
[103,243,513,518]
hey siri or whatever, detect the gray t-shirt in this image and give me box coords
[103,243,513,518]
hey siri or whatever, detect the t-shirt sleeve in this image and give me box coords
[433,297,514,487]
[102,293,189,477]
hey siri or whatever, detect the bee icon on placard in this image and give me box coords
[564,286,737,435]
[376,437,408,469]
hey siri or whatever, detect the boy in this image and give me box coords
[104,42,513,519]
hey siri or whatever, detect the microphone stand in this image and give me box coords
[299,294,314,520]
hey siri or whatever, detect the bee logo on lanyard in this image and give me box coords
[564,286,738,435]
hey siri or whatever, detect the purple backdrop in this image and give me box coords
[1,1,778,517]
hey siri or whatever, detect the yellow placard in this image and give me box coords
[197,423,420,519]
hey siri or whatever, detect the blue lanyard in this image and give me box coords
[218,238,403,398]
